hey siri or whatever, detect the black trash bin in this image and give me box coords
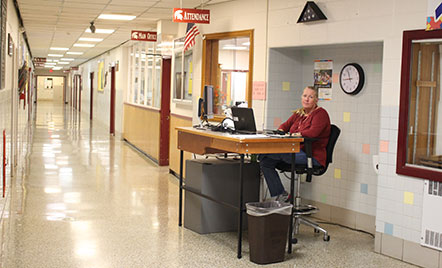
[246,201,293,264]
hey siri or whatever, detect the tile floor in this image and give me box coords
[0,102,417,267]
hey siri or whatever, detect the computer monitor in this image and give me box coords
[203,85,214,120]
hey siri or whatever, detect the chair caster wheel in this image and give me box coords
[291,238,298,244]
[324,235,330,241]
[314,229,320,233]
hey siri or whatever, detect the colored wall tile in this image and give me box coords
[343,112,351,122]
[362,144,370,154]
[404,191,414,205]
[332,73,339,83]
[273,117,282,128]
[384,222,394,235]
[320,193,327,203]
[282,82,290,91]
[380,140,389,153]
[334,168,341,179]
[360,183,368,194]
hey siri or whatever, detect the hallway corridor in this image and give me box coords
[0,103,417,268]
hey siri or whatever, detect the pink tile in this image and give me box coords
[333,73,339,83]
[380,140,389,153]
[362,144,370,154]
[273,117,282,128]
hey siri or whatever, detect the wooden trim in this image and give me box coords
[416,80,437,87]
[397,29,442,182]
[170,113,192,121]
[124,102,160,113]
[201,29,254,121]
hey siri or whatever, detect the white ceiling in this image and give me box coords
[17,0,230,69]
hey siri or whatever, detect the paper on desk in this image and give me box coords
[229,134,269,139]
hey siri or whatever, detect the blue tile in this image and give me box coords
[360,183,368,194]
[384,223,394,235]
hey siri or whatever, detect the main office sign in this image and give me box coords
[131,31,157,42]
[173,8,210,24]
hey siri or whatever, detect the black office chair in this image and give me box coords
[276,124,340,242]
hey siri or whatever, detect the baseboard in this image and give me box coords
[304,199,376,235]
[375,232,442,268]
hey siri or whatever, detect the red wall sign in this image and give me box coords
[173,8,210,24]
[33,57,46,63]
[131,31,157,42]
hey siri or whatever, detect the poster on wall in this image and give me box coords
[97,60,105,92]
[314,59,333,100]
[426,0,442,30]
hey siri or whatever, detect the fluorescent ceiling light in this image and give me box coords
[242,42,250,46]
[50,47,69,51]
[52,59,59,62]
[61,58,75,61]
[98,14,136,20]
[85,28,115,34]
[73,43,95,47]
[44,63,56,66]
[222,46,247,50]
[58,62,69,65]
[48,54,63,57]
[66,52,83,55]
[157,42,173,47]
[52,67,62,70]
[79,37,103,42]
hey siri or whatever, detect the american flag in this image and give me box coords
[184,23,200,52]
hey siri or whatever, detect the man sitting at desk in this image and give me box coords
[259,86,331,200]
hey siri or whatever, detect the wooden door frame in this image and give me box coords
[159,57,171,166]
[90,72,94,120]
[110,67,116,135]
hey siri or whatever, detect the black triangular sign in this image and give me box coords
[297,1,327,23]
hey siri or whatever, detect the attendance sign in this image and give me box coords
[173,8,210,24]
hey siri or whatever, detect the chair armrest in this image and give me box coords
[303,137,317,182]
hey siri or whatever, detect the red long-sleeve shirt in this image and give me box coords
[279,107,331,166]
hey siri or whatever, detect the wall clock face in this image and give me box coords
[339,63,365,95]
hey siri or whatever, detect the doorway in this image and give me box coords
[110,67,116,135]
[90,72,94,120]
[36,76,65,103]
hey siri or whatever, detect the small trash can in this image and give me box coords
[246,201,293,264]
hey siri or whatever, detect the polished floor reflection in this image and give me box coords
[0,102,416,267]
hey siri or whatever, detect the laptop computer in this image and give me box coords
[231,107,257,134]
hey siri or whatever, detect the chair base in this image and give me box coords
[293,215,330,242]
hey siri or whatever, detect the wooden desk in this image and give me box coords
[176,127,303,258]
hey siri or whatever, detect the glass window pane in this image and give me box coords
[154,56,162,108]
[146,55,153,106]
[183,50,193,100]
[216,36,250,114]
[174,52,183,99]
[140,47,146,105]
[405,42,441,171]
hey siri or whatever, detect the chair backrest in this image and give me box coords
[321,124,341,173]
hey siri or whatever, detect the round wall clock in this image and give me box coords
[339,63,365,95]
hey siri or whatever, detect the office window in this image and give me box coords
[173,39,193,102]
[127,42,162,108]
[397,29,442,181]
[202,30,254,118]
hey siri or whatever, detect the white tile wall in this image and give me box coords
[267,43,383,217]
[375,105,426,244]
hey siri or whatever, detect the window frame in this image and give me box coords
[201,29,254,121]
[127,42,162,108]
[397,29,442,182]
[172,37,193,104]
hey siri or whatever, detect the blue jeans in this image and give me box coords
[258,151,321,197]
